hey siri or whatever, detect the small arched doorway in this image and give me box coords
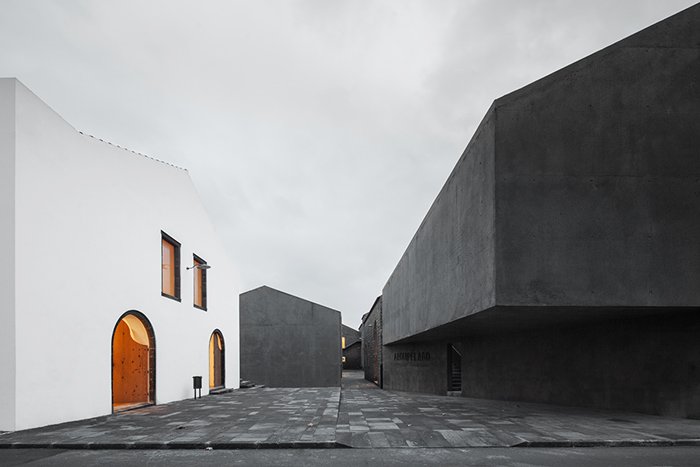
[209,330,225,391]
[112,312,155,412]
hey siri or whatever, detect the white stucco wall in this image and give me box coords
[6,78,239,431]
[0,80,17,431]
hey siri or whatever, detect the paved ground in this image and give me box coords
[1,371,700,450]
[5,447,700,467]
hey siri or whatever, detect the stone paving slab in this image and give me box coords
[337,379,700,449]
[0,387,342,450]
[1,371,700,450]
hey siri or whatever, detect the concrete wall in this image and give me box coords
[0,79,16,430]
[343,342,362,370]
[377,5,700,417]
[239,286,342,387]
[342,324,361,348]
[361,296,382,385]
[342,325,361,369]
[2,79,240,431]
[383,342,447,395]
[494,5,700,308]
[382,107,496,344]
[460,310,700,418]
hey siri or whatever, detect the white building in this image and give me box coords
[0,78,240,431]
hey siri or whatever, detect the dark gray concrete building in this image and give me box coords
[342,325,362,370]
[239,286,342,387]
[378,5,700,418]
[343,341,361,371]
[360,296,383,387]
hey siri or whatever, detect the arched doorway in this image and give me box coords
[209,330,225,391]
[112,312,155,412]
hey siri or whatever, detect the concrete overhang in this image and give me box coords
[386,306,700,345]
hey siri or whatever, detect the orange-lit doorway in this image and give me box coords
[112,312,155,412]
[209,330,225,390]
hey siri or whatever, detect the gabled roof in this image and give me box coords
[79,131,187,171]
[240,285,342,315]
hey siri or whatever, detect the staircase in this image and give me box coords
[450,359,462,392]
[447,346,462,396]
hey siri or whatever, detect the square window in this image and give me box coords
[161,232,181,301]
[193,254,207,311]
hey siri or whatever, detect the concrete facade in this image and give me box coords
[342,324,361,348]
[379,5,700,417]
[0,79,240,431]
[343,341,362,370]
[342,325,361,370]
[360,296,383,386]
[239,286,342,387]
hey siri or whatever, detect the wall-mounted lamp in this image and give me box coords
[187,263,211,270]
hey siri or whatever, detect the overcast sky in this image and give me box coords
[1,0,696,328]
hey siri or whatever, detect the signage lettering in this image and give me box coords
[393,352,431,362]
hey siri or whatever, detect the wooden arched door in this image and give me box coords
[209,330,225,390]
[112,312,155,412]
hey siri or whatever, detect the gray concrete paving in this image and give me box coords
[1,371,699,450]
[5,447,700,467]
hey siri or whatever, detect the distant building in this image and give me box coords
[0,79,240,431]
[377,5,700,417]
[360,297,382,387]
[342,324,361,369]
[239,286,342,387]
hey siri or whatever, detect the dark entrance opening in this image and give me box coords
[447,344,462,394]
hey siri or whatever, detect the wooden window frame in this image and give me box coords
[161,231,181,301]
[193,253,207,311]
